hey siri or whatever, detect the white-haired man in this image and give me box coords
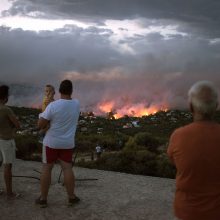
[167,81,220,220]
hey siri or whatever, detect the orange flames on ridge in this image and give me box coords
[97,100,168,118]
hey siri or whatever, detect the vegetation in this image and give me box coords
[11,106,220,179]
[15,134,41,161]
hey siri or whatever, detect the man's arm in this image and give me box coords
[38,103,53,130]
[8,114,20,129]
[167,132,176,165]
[38,117,50,130]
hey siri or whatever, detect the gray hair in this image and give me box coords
[188,81,218,115]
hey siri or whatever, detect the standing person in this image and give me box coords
[167,81,220,220]
[95,144,102,160]
[36,80,80,208]
[39,84,55,143]
[0,85,20,198]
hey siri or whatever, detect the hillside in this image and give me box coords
[10,106,220,178]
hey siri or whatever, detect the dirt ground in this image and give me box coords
[0,159,176,220]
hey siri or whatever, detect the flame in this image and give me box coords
[97,100,168,118]
[99,101,115,113]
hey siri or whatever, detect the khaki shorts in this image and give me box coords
[0,139,16,164]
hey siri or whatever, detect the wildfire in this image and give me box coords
[98,101,115,113]
[97,100,168,118]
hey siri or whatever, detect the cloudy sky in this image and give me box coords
[0,0,220,114]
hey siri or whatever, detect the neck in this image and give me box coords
[60,94,72,100]
[193,113,214,122]
[0,99,6,105]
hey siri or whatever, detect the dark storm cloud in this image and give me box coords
[1,0,220,110]
[0,25,118,83]
[4,0,220,37]
[1,21,220,109]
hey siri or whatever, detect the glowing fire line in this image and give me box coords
[97,101,168,118]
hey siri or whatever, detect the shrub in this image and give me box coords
[124,132,162,153]
[156,153,176,178]
[76,133,128,152]
[15,134,41,160]
[77,150,159,176]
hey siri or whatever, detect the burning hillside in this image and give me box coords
[95,100,168,118]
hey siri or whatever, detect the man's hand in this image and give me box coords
[38,117,50,130]
[8,115,20,130]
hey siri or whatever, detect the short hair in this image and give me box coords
[0,85,9,100]
[188,81,218,115]
[59,79,73,95]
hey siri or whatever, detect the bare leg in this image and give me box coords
[4,164,13,196]
[40,163,54,200]
[60,160,75,199]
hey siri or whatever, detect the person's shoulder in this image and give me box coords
[44,99,58,110]
[171,123,194,136]
[71,99,80,108]
[4,105,14,113]
[50,99,60,105]
[72,99,79,104]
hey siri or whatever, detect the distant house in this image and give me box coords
[32,131,38,136]
[131,121,140,127]
[79,120,86,125]
[123,123,133,129]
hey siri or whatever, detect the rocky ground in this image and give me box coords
[0,159,176,220]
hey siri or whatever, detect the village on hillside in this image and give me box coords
[10,106,220,179]
[12,106,192,138]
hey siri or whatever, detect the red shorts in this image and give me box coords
[42,146,73,164]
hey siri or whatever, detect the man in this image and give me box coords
[36,79,80,208]
[95,144,102,160]
[0,85,20,198]
[167,81,220,220]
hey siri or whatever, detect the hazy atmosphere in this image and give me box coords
[1,0,220,115]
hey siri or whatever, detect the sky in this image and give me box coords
[0,0,220,114]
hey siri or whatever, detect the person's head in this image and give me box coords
[188,81,218,118]
[44,85,55,97]
[59,79,73,96]
[0,85,9,104]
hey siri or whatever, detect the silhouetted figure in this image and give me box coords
[96,144,102,160]
[0,85,20,198]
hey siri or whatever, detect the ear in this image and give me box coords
[4,97,8,104]
[189,103,194,113]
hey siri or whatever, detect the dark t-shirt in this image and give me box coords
[0,104,16,140]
